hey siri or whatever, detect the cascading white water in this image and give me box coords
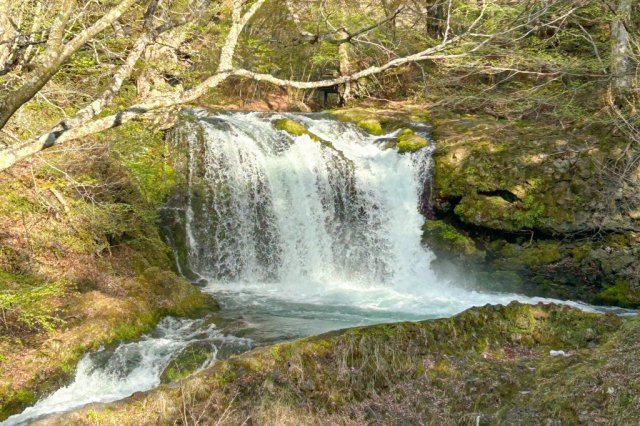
[177,111,439,304]
[3,318,252,426]
[183,111,435,290]
[178,111,610,334]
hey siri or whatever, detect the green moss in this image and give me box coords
[518,241,562,267]
[397,129,428,153]
[161,343,213,383]
[2,192,37,214]
[571,243,592,263]
[594,280,640,308]
[357,119,384,135]
[274,119,322,142]
[422,220,484,261]
[274,118,348,157]
[454,194,546,232]
[111,314,158,342]
[605,234,629,249]
[0,389,35,419]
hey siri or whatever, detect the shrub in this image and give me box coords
[0,278,67,334]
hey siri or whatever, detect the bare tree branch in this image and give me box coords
[0,0,137,129]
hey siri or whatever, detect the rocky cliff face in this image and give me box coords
[426,113,640,307]
[325,107,639,307]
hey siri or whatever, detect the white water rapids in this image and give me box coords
[5,111,628,425]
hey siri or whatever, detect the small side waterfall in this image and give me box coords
[3,319,252,426]
[174,111,443,305]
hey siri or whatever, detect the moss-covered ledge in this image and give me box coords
[49,302,638,425]
[422,220,485,263]
[396,128,429,153]
[426,112,640,308]
[274,118,323,141]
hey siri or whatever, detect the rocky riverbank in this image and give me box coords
[42,302,638,425]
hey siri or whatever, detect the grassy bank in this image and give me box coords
[44,302,639,425]
[0,122,215,420]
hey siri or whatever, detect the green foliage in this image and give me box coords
[0,278,67,334]
[0,389,35,419]
[60,52,98,77]
[108,122,178,207]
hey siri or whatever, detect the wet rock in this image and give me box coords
[160,342,215,383]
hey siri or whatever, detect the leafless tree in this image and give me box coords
[0,0,623,172]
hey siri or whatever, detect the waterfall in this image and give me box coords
[5,111,626,426]
[171,111,617,319]
[175,111,445,304]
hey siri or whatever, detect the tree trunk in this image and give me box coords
[611,0,633,104]
[0,2,15,68]
[0,63,61,126]
[338,37,353,105]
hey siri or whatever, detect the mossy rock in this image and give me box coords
[571,243,592,263]
[273,118,338,150]
[593,280,640,308]
[430,113,639,235]
[453,194,545,232]
[357,119,384,135]
[422,220,484,261]
[274,119,319,142]
[518,241,562,267]
[160,342,214,383]
[397,129,428,153]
